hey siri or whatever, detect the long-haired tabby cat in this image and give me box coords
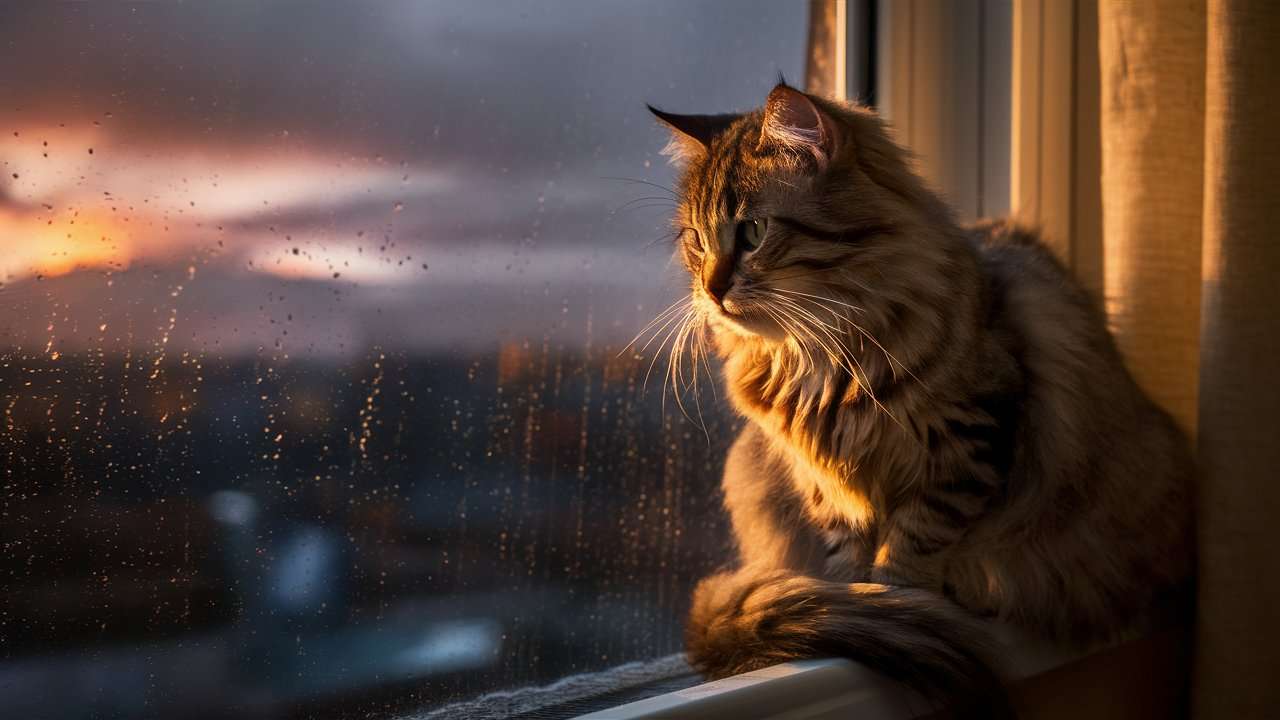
[645,84,1193,705]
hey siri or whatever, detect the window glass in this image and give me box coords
[0,2,805,716]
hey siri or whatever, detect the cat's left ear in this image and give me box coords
[647,105,741,164]
[759,84,837,168]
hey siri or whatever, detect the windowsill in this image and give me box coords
[576,627,1191,719]
[577,657,927,719]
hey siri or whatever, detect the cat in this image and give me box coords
[645,83,1194,705]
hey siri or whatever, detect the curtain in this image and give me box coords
[1099,0,1280,715]
[1099,0,1205,435]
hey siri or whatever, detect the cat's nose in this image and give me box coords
[707,276,734,306]
[704,259,735,306]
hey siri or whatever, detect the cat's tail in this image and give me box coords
[686,568,1005,706]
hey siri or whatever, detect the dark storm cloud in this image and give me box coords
[1,1,806,353]
[2,1,803,243]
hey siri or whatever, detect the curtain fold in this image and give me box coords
[1193,0,1280,715]
[1098,0,1205,434]
[1099,0,1280,715]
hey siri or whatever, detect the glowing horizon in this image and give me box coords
[1,127,446,284]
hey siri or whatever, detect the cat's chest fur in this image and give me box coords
[723,338,1015,547]
[732,352,921,533]
[773,431,876,528]
[763,414,890,581]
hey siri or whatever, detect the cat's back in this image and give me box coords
[952,219,1194,637]
[969,219,1122,395]
[967,217,1188,477]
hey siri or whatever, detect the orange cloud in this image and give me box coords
[0,207,135,281]
[1,122,445,285]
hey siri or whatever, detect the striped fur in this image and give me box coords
[650,85,1194,703]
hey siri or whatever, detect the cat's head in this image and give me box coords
[648,83,964,384]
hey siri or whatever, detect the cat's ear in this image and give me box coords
[759,84,836,168]
[647,105,740,163]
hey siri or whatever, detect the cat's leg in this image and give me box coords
[871,474,995,589]
[721,424,827,575]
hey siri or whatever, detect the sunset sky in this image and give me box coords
[1,1,806,357]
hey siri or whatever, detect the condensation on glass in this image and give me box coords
[0,2,805,717]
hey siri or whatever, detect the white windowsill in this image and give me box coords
[576,658,931,720]
[576,627,1190,720]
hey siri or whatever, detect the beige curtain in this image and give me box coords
[1099,0,1280,716]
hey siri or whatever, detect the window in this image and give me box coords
[0,2,807,717]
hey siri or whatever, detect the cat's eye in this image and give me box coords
[735,218,767,252]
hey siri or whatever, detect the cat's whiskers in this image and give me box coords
[641,309,693,362]
[614,195,678,209]
[665,310,711,439]
[619,296,693,357]
[639,306,697,397]
[774,266,878,297]
[775,295,893,394]
[771,294,906,430]
[612,201,679,215]
[777,312,816,374]
[599,176,679,198]
[756,302,814,372]
[643,229,684,251]
[692,315,717,401]
[690,315,715,437]
[776,292,894,383]
[627,292,715,437]
[768,296,860,384]
[644,305,693,394]
[774,297,870,392]
[776,291,922,388]
[667,310,693,408]
[768,266,847,283]
[774,287,865,315]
